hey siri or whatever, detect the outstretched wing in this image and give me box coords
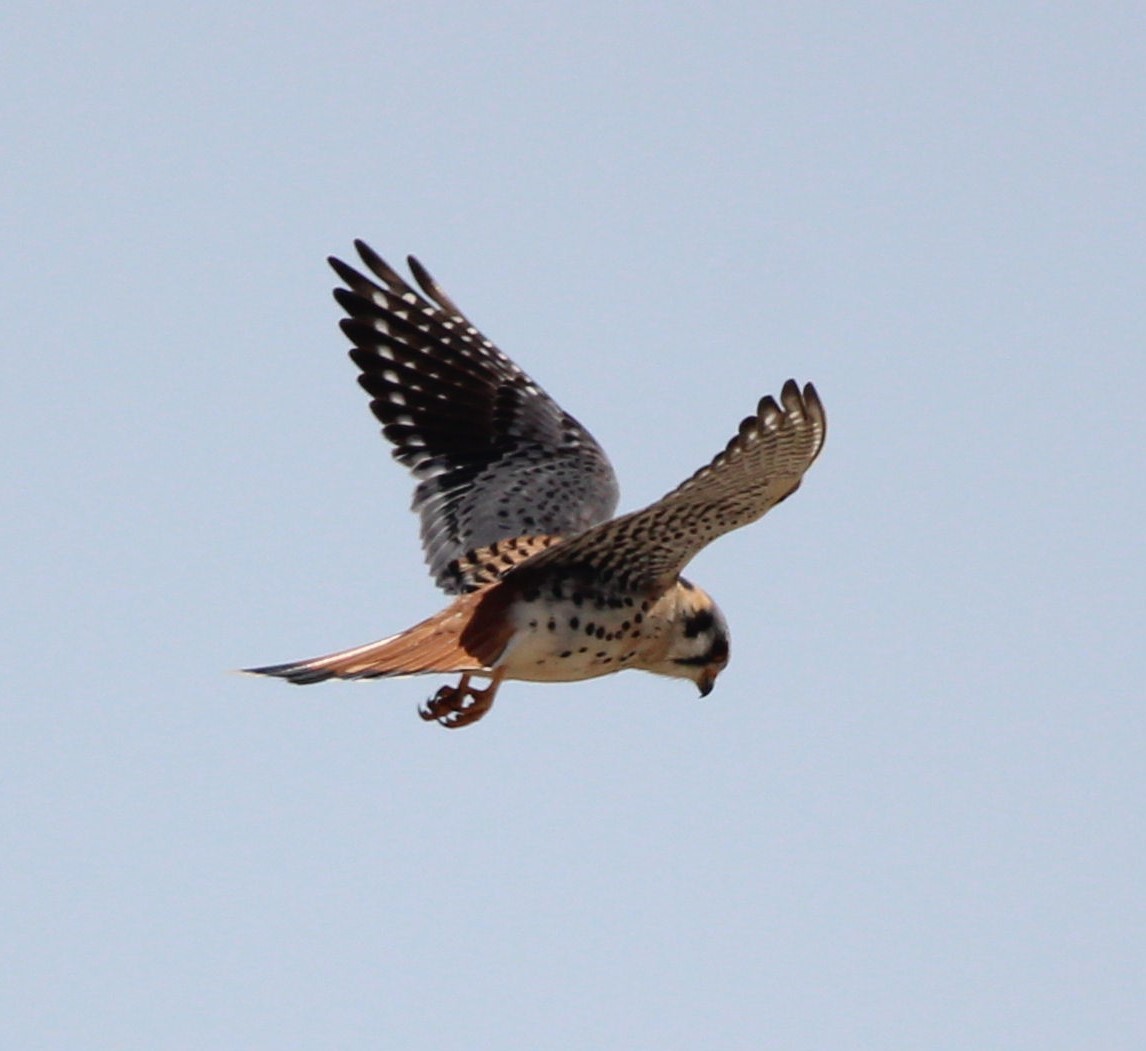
[329,241,620,594]
[508,381,826,593]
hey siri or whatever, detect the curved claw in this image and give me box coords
[418,672,504,729]
[419,676,471,723]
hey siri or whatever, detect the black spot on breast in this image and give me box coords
[569,616,580,630]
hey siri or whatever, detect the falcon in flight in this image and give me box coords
[247,241,826,727]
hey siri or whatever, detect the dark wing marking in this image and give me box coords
[329,241,619,594]
[508,381,826,594]
[440,534,563,594]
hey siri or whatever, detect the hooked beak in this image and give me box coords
[697,666,719,698]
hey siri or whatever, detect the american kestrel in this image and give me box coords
[247,241,826,728]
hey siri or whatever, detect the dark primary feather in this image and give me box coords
[507,381,826,594]
[329,241,620,594]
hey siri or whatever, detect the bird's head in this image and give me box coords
[655,579,730,697]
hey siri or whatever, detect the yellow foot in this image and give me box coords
[419,671,504,729]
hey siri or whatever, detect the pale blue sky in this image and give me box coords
[4,4,1144,1048]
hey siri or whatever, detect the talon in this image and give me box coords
[440,697,489,729]
[420,675,470,722]
[419,680,464,722]
[419,671,504,729]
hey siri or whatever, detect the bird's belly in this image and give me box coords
[497,606,644,683]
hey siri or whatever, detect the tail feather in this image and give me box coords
[246,589,507,685]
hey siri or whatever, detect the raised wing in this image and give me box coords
[508,381,826,594]
[329,241,620,593]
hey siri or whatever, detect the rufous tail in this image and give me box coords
[245,589,507,685]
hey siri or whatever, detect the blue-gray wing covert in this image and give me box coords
[329,241,620,594]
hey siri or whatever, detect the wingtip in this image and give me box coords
[407,255,461,315]
[354,239,383,271]
[773,380,825,430]
[351,240,409,288]
[801,381,826,443]
[738,380,827,457]
[325,240,375,278]
[406,253,430,283]
[327,254,359,286]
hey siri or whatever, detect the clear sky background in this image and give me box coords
[4,4,1143,1048]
